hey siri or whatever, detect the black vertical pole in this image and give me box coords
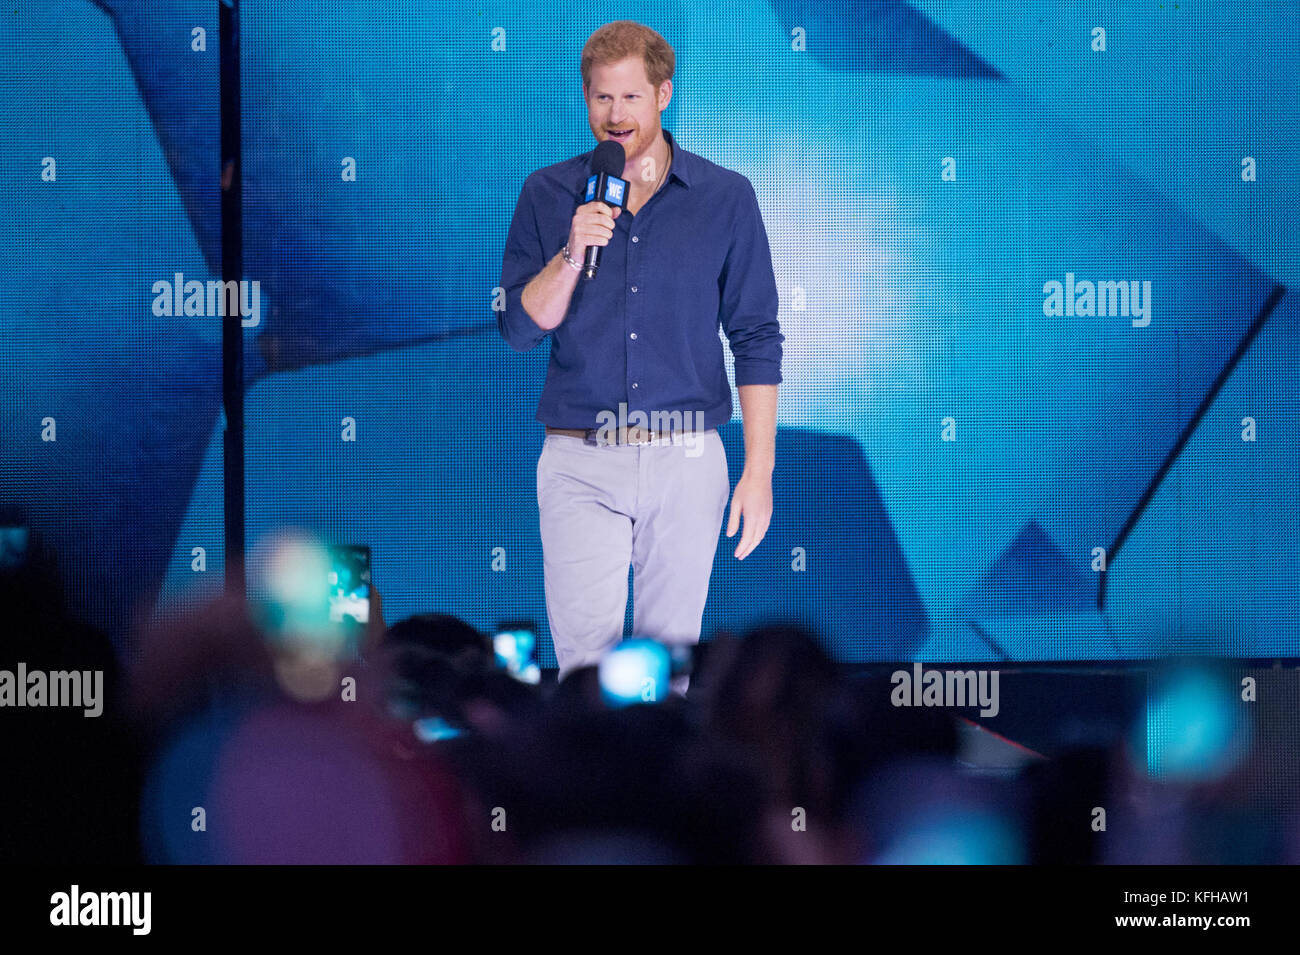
[220,0,245,595]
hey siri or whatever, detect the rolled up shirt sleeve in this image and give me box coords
[497,176,551,352]
[718,177,783,386]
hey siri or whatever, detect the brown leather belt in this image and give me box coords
[545,424,670,446]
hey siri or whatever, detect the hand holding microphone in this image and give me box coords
[570,140,628,280]
[567,201,621,273]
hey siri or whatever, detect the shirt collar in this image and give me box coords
[661,129,692,188]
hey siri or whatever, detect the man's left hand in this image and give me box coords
[725,469,773,560]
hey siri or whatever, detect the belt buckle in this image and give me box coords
[582,425,660,446]
[625,425,660,446]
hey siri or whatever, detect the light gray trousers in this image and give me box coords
[536,429,730,695]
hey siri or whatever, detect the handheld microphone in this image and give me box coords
[582,140,628,280]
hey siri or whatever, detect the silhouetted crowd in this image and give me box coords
[2,524,1294,865]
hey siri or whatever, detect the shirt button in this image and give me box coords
[632,382,639,389]
[631,286,638,293]
[632,236,639,243]
[630,332,637,340]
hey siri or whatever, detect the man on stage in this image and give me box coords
[497,20,783,694]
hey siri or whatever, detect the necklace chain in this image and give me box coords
[651,148,668,193]
[641,141,669,200]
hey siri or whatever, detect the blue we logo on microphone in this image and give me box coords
[585,174,629,207]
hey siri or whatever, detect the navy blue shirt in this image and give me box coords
[497,129,783,431]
